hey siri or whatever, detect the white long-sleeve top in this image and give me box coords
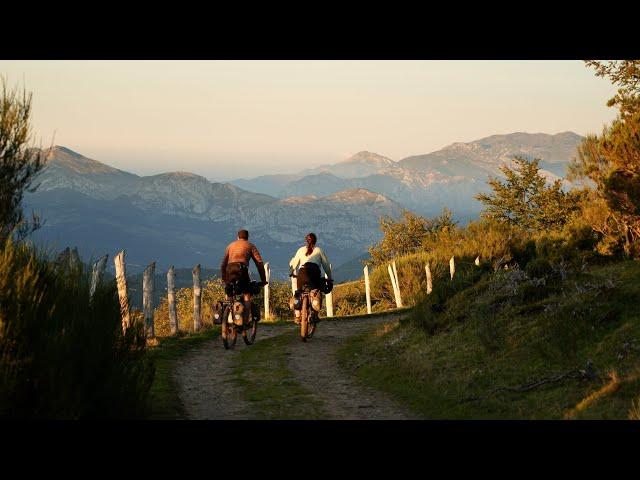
[289,245,332,278]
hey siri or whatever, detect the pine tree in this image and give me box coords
[476,157,580,231]
[569,61,640,257]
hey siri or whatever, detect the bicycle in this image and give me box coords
[214,280,263,350]
[290,273,324,342]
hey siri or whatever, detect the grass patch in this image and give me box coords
[233,329,327,419]
[148,327,219,419]
[338,260,640,419]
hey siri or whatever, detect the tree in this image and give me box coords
[0,79,45,243]
[368,209,457,265]
[569,61,640,257]
[570,112,640,256]
[585,60,640,117]
[476,157,581,231]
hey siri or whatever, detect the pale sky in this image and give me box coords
[0,60,618,180]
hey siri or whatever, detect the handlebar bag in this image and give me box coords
[321,278,334,294]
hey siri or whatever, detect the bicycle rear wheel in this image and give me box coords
[300,296,309,342]
[306,311,317,339]
[243,319,258,345]
[221,306,237,350]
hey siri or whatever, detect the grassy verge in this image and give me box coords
[233,329,327,419]
[148,327,219,419]
[337,261,640,419]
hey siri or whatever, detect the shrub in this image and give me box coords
[0,239,154,418]
[525,257,553,279]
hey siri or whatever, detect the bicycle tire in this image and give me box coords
[221,306,237,350]
[300,295,309,342]
[243,319,258,345]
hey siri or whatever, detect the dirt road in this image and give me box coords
[174,313,417,419]
[286,313,417,419]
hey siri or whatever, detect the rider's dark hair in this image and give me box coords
[305,233,317,256]
[238,229,249,240]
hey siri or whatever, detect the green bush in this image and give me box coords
[0,239,154,418]
[525,257,553,279]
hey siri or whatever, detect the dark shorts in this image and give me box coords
[297,262,322,291]
[225,262,251,295]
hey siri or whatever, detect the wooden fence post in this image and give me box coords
[450,256,455,281]
[325,264,333,317]
[425,262,433,294]
[264,262,271,321]
[364,264,372,314]
[167,265,179,335]
[392,260,403,307]
[143,261,156,338]
[114,250,130,332]
[193,264,201,332]
[90,254,108,300]
[388,263,403,308]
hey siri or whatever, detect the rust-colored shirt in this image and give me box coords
[220,239,266,283]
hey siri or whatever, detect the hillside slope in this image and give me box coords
[338,260,640,419]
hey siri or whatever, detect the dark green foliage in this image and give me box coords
[368,209,457,266]
[585,60,640,117]
[0,79,45,243]
[525,257,553,279]
[476,156,581,231]
[569,61,640,258]
[0,240,154,418]
[571,112,640,257]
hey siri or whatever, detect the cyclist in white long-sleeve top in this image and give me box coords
[289,233,333,321]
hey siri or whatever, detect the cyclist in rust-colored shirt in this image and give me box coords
[220,229,267,324]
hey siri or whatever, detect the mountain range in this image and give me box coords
[24,131,583,281]
[25,147,403,279]
[232,131,583,220]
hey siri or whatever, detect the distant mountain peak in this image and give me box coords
[49,145,82,157]
[341,151,395,166]
[43,145,133,176]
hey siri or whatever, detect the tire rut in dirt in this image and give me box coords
[285,313,419,420]
[173,324,283,420]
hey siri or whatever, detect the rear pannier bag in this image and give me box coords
[232,301,245,326]
[309,289,323,312]
[213,300,224,325]
[290,291,302,311]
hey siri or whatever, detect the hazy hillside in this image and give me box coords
[25,147,402,277]
[398,131,582,177]
[231,132,583,218]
